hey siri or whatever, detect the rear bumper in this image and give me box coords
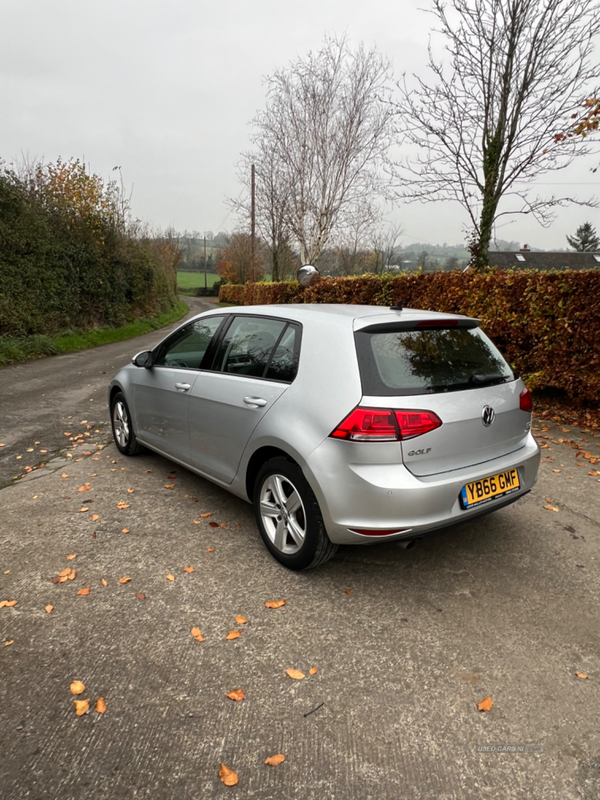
[305,434,541,545]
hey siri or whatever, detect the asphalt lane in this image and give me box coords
[0,296,216,488]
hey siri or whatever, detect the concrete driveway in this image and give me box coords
[1,313,599,799]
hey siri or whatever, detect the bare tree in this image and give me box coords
[395,0,600,270]
[246,35,396,265]
[370,222,404,274]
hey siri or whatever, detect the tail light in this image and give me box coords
[330,407,442,441]
[519,387,533,413]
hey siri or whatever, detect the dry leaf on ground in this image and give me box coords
[575,672,588,679]
[477,696,493,712]
[0,600,18,608]
[5,640,14,646]
[166,574,175,581]
[127,489,134,494]
[286,668,305,680]
[200,512,212,518]
[92,514,100,521]
[225,630,240,640]
[77,588,91,596]
[264,754,285,766]
[226,689,246,701]
[59,568,71,577]
[191,627,205,642]
[219,764,238,786]
[77,484,92,492]
[183,566,195,573]
[95,697,107,713]
[66,554,77,560]
[45,605,53,613]
[101,579,108,587]
[116,502,130,509]
[135,593,146,600]
[206,548,215,553]
[265,599,286,609]
[544,505,560,512]
[118,577,132,584]
[122,528,130,534]
[79,507,89,513]
[235,615,247,624]
[74,699,90,716]
[70,680,85,695]
[309,667,318,675]
[209,521,219,527]
[164,484,175,489]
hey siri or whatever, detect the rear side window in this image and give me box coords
[355,327,514,396]
[213,316,300,382]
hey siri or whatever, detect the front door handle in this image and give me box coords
[175,383,191,392]
[243,396,267,407]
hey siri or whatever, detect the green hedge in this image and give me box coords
[219,271,600,404]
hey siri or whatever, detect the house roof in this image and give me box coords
[488,251,600,270]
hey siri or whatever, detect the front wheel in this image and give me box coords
[110,392,144,456]
[253,457,338,570]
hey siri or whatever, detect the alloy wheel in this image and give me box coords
[259,473,307,554]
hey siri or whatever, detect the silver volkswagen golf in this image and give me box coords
[109,304,540,569]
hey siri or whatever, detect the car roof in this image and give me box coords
[197,303,475,329]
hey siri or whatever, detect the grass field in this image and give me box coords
[177,271,220,289]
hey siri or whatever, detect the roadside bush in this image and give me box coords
[219,271,600,405]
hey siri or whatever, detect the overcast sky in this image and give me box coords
[2,0,598,250]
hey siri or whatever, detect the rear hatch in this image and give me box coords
[354,315,531,477]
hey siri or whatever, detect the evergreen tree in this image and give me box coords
[566,222,600,252]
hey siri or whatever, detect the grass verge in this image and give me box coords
[0,300,189,366]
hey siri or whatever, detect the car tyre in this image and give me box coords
[110,392,144,456]
[253,457,338,570]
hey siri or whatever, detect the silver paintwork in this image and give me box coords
[109,304,541,547]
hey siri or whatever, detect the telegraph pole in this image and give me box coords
[251,163,256,282]
[203,235,207,289]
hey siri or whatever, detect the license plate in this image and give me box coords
[460,468,520,509]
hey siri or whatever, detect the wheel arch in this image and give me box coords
[245,446,298,502]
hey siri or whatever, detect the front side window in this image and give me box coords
[154,316,223,369]
[355,326,514,396]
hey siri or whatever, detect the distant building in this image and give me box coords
[488,244,600,271]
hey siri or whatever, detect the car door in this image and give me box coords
[188,316,300,483]
[132,315,224,463]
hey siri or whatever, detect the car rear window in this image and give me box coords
[355,326,514,396]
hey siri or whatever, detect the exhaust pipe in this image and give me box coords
[397,539,418,550]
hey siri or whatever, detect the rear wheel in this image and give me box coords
[110,392,144,456]
[253,457,338,570]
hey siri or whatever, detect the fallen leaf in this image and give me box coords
[78,483,92,492]
[146,469,153,473]
[40,450,47,454]
[191,627,205,641]
[79,507,89,513]
[95,697,107,713]
[309,667,318,675]
[219,764,238,787]
[226,689,246,702]
[576,672,588,679]
[127,488,134,494]
[544,505,560,512]
[477,696,493,712]
[5,640,14,647]
[235,615,247,624]
[66,554,77,560]
[118,577,132,584]
[45,605,53,613]
[58,575,68,583]
[209,521,219,527]
[220,523,228,528]
[226,630,241,640]
[166,574,175,582]
[67,570,76,581]
[286,668,305,680]
[61,472,69,478]
[135,593,146,600]
[264,754,285,766]
[552,469,561,473]
[101,579,108,587]
[206,548,215,553]
[70,680,85,695]
[164,484,175,489]
[116,502,130,510]
[193,520,201,524]
[344,589,352,595]
[77,588,91,596]
[167,473,176,479]
[59,568,72,577]
[121,528,130,534]
[265,599,286,609]
[200,512,213,518]
[74,699,90,716]
[183,566,195,573]
[92,514,100,521]
[4,570,9,574]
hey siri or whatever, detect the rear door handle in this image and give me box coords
[243,396,267,407]
[175,383,191,392]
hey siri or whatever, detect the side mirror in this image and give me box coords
[297,264,320,287]
[132,350,154,368]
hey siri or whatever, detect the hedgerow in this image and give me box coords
[219,271,600,404]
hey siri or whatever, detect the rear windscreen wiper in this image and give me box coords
[469,373,509,386]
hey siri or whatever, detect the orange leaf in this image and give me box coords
[264,754,285,766]
[5,640,14,647]
[66,554,77,560]
[344,589,352,595]
[127,488,134,494]
[95,697,107,713]
[135,593,146,600]
[235,615,247,624]
[70,680,85,695]
[265,599,286,609]
[118,577,132,584]
[286,668,305,680]
[166,574,175,582]
[74,699,90,716]
[61,472,68,478]
[309,667,318,675]
[575,672,588,679]
[477,696,493,712]
[226,689,246,701]
[206,548,215,553]
[79,507,89,513]
[183,566,195,573]
[67,570,76,581]
[219,763,238,786]
[77,483,92,492]
[193,520,201,524]
[544,505,559,512]
[92,514,100,521]
[101,579,108,587]
[0,600,18,607]
[200,512,212,518]
[45,605,53,613]
[121,528,130,534]
[225,630,240,640]
[58,575,68,583]
[77,587,91,596]
[116,502,130,509]
[59,568,71,577]
[164,484,175,489]
[191,627,205,641]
